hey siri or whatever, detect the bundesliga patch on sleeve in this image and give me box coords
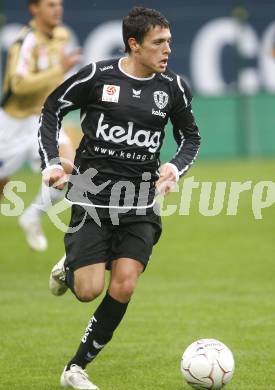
[102,84,120,103]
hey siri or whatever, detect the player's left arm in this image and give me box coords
[156,77,201,195]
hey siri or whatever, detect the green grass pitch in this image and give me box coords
[0,158,274,390]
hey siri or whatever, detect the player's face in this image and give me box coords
[138,26,172,74]
[31,0,63,29]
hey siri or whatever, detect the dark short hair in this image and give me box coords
[122,6,170,53]
[28,0,41,5]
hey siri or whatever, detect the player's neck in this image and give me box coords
[34,19,55,37]
[121,57,155,79]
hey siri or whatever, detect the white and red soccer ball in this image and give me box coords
[180,339,235,389]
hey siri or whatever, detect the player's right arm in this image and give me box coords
[38,63,97,187]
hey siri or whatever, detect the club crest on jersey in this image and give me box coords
[102,85,120,103]
[153,91,169,109]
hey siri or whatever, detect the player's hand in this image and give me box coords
[61,47,82,72]
[42,166,68,190]
[156,164,178,196]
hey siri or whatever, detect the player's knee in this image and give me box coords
[120,280,136,299]
[109,278,137,301]
[75,284,103,302]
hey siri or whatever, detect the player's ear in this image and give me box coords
[29,3,38,17]
[128,37,141,54]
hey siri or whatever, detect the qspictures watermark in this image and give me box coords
[1,176,274,232]
[157,177,275,219]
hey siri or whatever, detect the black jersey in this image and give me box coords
[38,58,201,208]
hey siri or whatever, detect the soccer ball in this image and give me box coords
[180,338,235,389]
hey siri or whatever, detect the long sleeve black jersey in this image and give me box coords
[38,58,201,208]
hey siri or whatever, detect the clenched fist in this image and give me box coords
[42,165,68,190]
[156,163,179,195]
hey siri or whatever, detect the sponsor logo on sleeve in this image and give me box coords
[99,65,114,72]
[160,73,173,82]
[102,84,120,103]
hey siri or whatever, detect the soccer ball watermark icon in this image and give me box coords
[180,338,235,389]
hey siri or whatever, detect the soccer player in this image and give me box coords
[0,0,80,251]
[39,7,201,389]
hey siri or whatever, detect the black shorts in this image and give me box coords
[64,205,162,272]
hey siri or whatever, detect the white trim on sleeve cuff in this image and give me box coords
[42,164,64,175]
[164,163,180,182]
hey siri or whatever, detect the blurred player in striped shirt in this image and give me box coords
[0,0,81,251]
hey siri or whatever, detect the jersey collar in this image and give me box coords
[118,57,156,81]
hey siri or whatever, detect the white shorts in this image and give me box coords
[0,109,70,179]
